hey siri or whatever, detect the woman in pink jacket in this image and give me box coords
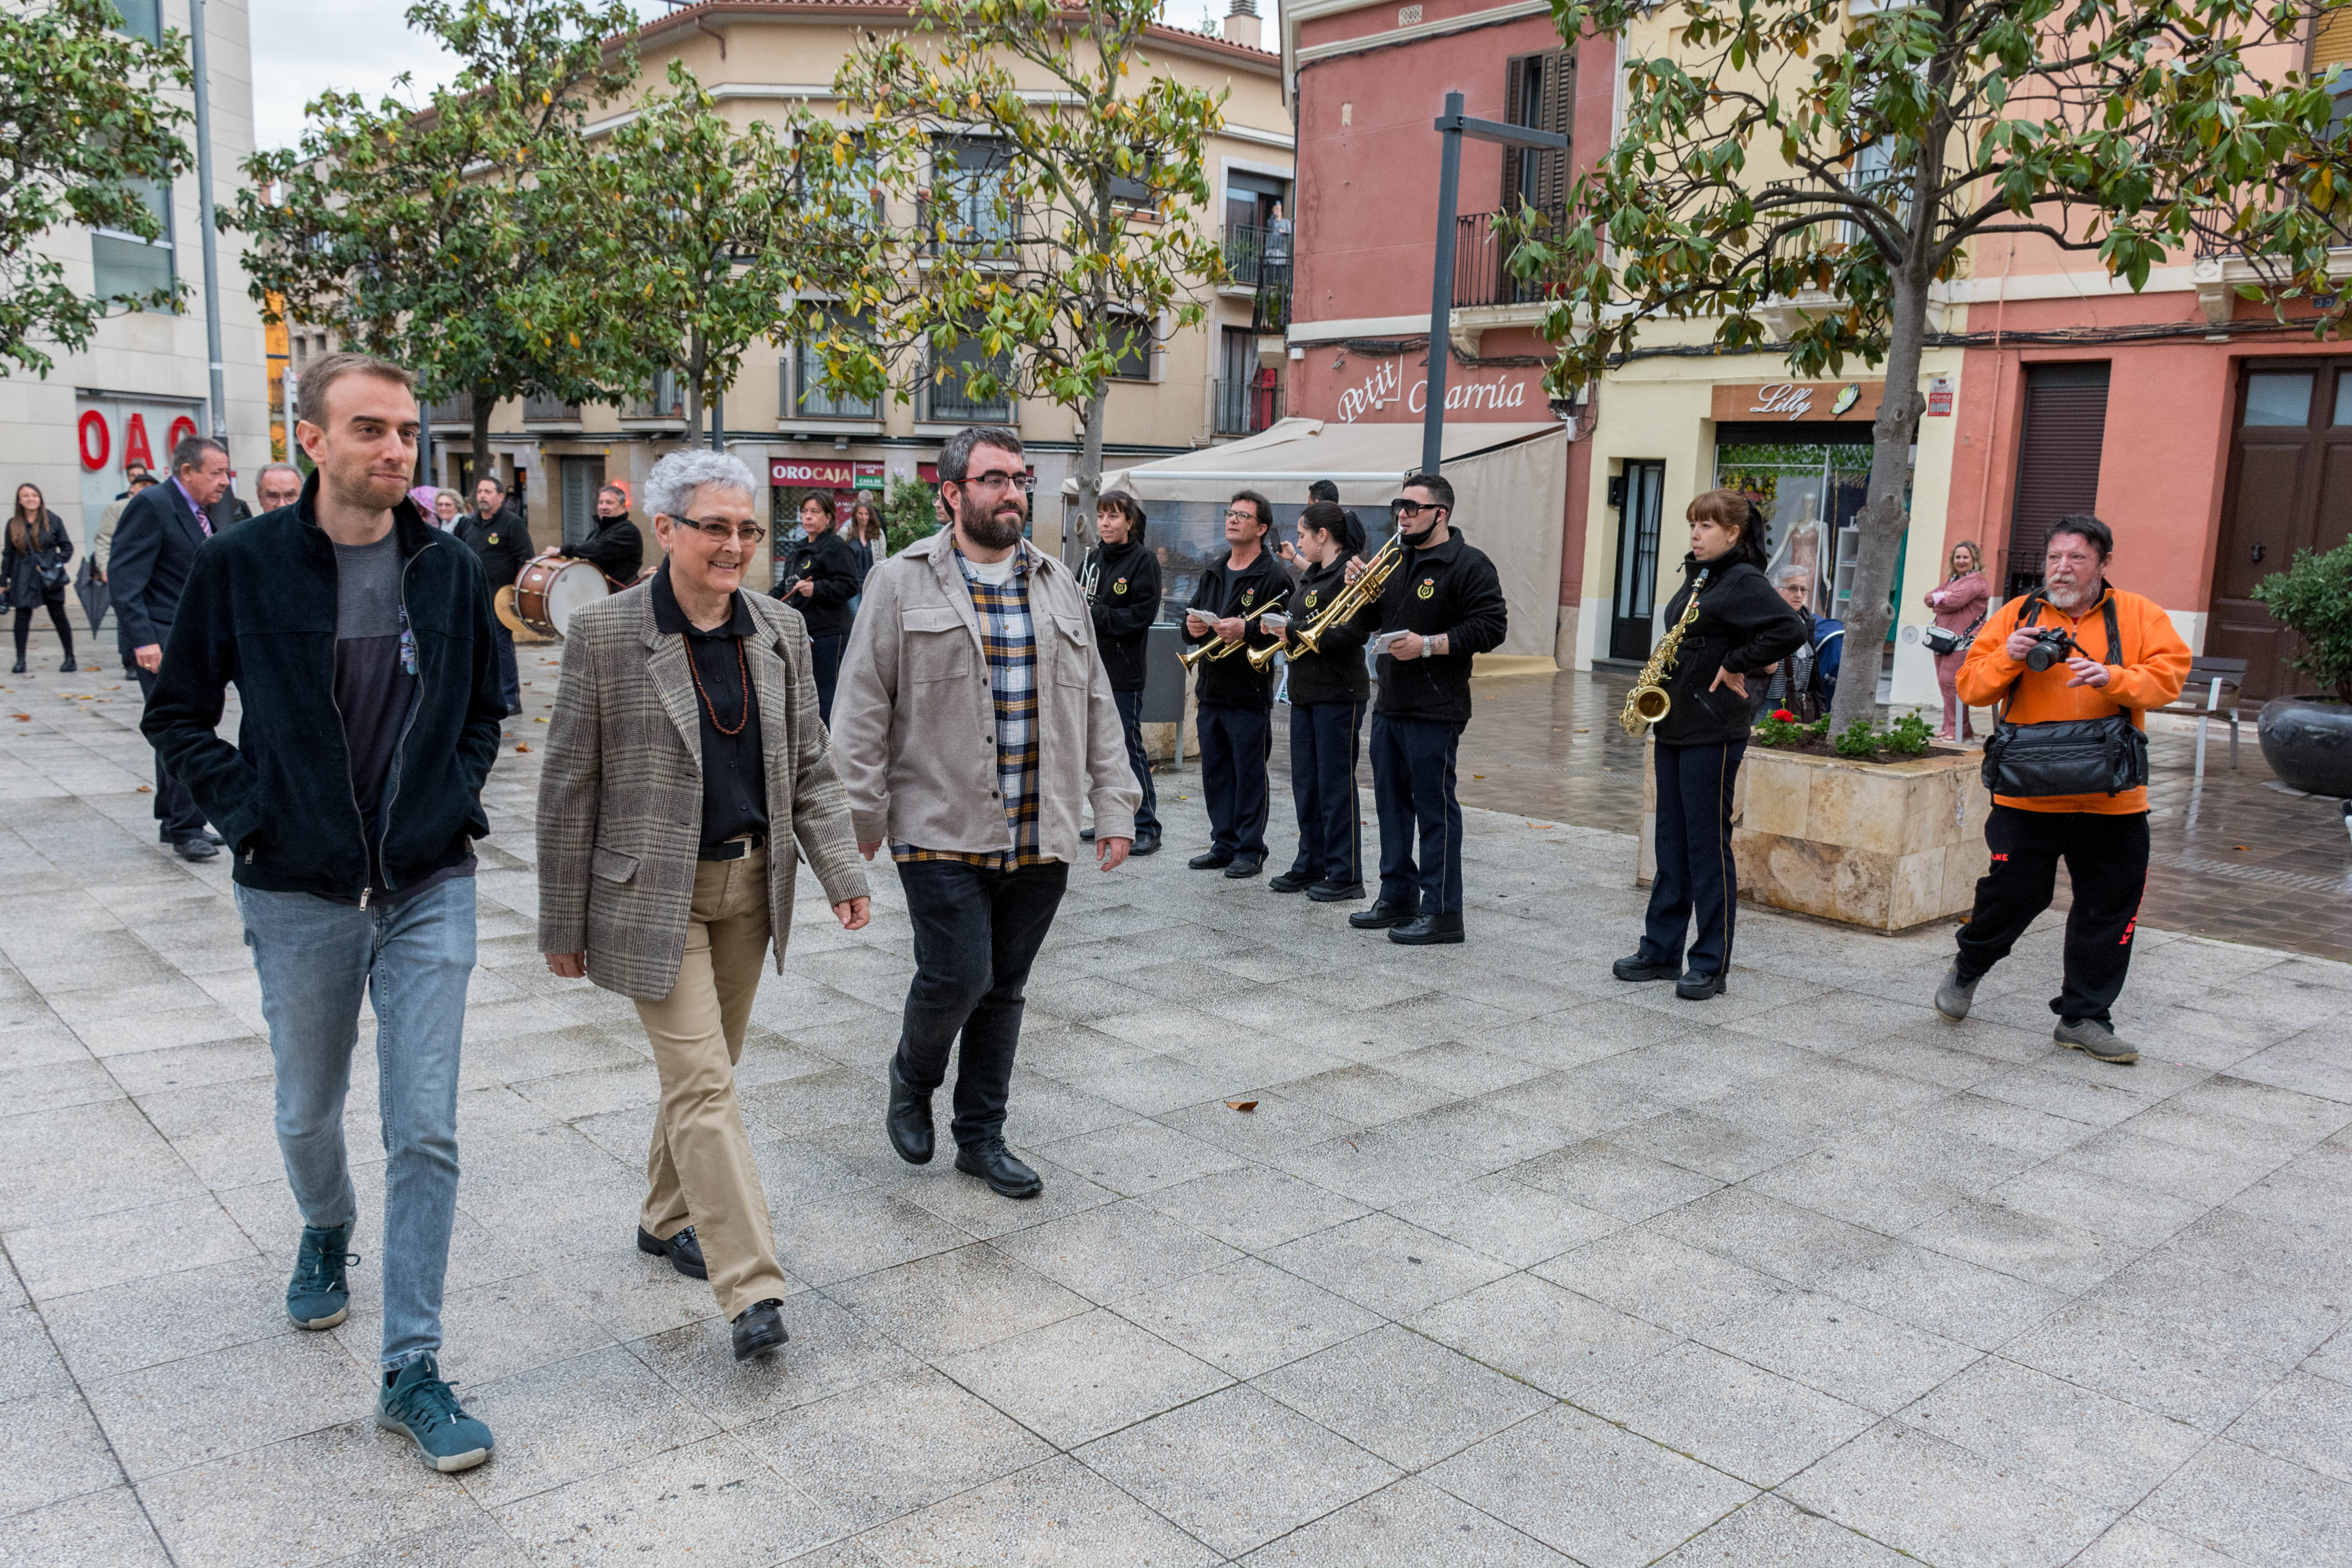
[1925,541,1990,740]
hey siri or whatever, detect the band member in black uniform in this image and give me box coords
[772,493,863,724]
[1181,490,1286,877]
[1080,490,1163,856]
[1614,488,1806,998]
[1348,472,1508,946]
[561,483,646,590]
[1268,501,1374,901]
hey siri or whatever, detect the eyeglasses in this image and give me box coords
[1223,508,1263,523]
[1390,499,1442,520]
[678,517,766,544]
[951,470,1025,492]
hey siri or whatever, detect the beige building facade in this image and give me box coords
[435,0,1294,583]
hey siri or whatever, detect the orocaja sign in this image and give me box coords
[770,459,884,490]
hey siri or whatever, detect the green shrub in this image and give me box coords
[2249,536,2352,702]
[1833,718,1882,758]
[1884,712,1934,756]
[883,475,941,556]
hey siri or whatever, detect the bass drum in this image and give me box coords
[513,552,608,639]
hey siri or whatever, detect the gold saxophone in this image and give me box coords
[1620,566,1709,737]
[1247,534,1402,671]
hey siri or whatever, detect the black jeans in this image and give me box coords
[491,624,520,711]
[1197,703,1272,862]
[1641,738,1745,976]
[1288,699,1363,885]
[13,593,73,662]
[1112,688,1160,834]
[811,633,846,727]
[134,663,206,843]
[1955,805,2150,1026]
[1371,712,1464,915]
[891,857,1070,1147]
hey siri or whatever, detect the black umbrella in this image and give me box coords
[74,556,108,636]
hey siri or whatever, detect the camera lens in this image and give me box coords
[2024,644,2055,671]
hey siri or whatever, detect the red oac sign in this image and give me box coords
[78,408,200,472]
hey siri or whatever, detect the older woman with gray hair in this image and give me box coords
[536,448,871,1364]
[1750,563,1844,722]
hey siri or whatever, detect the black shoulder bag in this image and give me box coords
[1978,592,2149,798]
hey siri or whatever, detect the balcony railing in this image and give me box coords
[523,394,579,423]
[425,392,473,426]
[1453,208,1561,309]
[924,379,1013,424]
[622,371,686,422]
[1214,375,1283,438]
[1226,223,1293,334]
[787,354,880,421]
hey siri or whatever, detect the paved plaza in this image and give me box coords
[0,638,2348,1568]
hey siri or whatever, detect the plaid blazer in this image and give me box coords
[535,579,869,1000]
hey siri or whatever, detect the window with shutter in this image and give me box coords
[2005,362,2111,598]
[1501,51,1575,218]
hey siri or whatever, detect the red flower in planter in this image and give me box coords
[1771,709,1797,722]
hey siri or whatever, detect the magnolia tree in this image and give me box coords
[1527,0,2352,729]
[236,0,637,474]
[0,0,192,374]
[817,0,1229,540]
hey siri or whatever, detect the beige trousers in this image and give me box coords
[634,848,788,1319]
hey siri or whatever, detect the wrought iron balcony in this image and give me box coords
[523,394,579,423]
[425,392,473,426]
[1214,375,1283,438]
[1452,208,1561,309]
[621,371,686,422]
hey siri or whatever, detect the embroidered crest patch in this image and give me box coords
[1416,577,1435,599]
[1112,577,1127,594]
[1240,589,1255,607]
[1304,591,1319,609]
[487,533,500,545]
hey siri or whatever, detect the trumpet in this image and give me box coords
[1178,599,1280,670]
[1247,535,1401,671]
[1620,567,1708,737]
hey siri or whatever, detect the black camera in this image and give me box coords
[2021,626,2077,672]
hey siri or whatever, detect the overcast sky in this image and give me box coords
[248,1,1263,152]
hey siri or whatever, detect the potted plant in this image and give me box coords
[2250,537,2352,798]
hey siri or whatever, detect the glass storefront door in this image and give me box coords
[1715,431,1907,637]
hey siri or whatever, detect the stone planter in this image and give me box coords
[1640,742,1989,933]
[2257,695,2352,798]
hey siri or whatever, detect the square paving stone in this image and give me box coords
[38,1254,291,1384]
[1780,1419,2116,1568]
[1241,1475,1572,1567]
[1426,1404,1754,1568]
[1645,1187,1896,1284]
[1142,1165,1368,1253]
[1581,1341,1878,1487]
[1904,1198,2133,1296]
[886,1151,1121,1243]
[1039,1120,1246,1196]
[826,1243,1090,1361]
[1115,1257,1384,1379]
[1650,1492,1914,1567]
[2127,1437,2352,1568]
[452,1343,720,1508]
[740,1368,1054,1532]
[1811,1241,2067,1352]
[1077,1385,1401,1560]
[993,1200,1243,1303]
[854,1454,1219,1568]
[327,1515,531,1566]
[0,1387,122,1515]
[1897,1357,2209,1510]
[1256,1323,1553,1468]
[496,1432,847,1567]
[1700,1290,1981,1415]
[1392,1173,1622,1270]
[773,1187,972,1287]
[939,1309,1231,1448]
[627,1292,919,1430]
[2223,1369,2352,1485]
[1410,1272,1679,1399]
[1510,1139,1723,1221]
[1607,1109,1818,1183]
[1533,1227,1786,1336]
[1153,1091,1361,1163]
[1267,1212,1512,1319]
[0,1485,173,1568]
[2068,1518,2249,1567]
[1269,1123,1487,1208]
[83,1327,377,1481]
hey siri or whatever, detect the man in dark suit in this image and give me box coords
[111,434,230,860]
[455,475,533,713]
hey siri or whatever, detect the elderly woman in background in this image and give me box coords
[1749,564,1844,722]
[431,490,463,530]
[1925,540,1990,740]
[536,448,871,1365]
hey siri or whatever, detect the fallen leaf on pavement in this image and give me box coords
[1225,1100,1258,1113]
[515,742,531,752]
[8,715,25,722]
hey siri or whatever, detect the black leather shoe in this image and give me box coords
[201,828,225,845]
[1612,955,1679,982]
[886,1065,935,1165]
[955,1137,1043,1199]
[636,1224,707,1280]
[1389,912,1465,946]
[1130,827,1161,856]
[1188,850,1234,871]
[8,659,22,674]
[1350,899,1416,929]
[1268,869,1314,893]
[173,837,219,861]
[59,655,76,673]
[1223,858,1263,880]
[731,1299,788,1361]
[1080,826,1096,842]
[1676,969,1727,1000]
[1308,880,1367,902]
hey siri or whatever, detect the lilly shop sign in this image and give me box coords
[1331,358,1537,424]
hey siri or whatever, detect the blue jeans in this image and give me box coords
[235,877,476,1370]
[492,624,520,711]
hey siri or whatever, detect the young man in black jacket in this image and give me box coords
[1350,473,1508,945]
[1081,489,1163,855]
[455,475,533,714]
[143,352,508,1474]
[773,492,863,723]
[1182,490,1288,876]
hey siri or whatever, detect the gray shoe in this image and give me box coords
[2054,1017,2138,1065]
[1934,964,1979,1022]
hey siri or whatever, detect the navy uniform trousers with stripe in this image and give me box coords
[1286,699,1364,886]
[1640,738,1747,978]
[1370,713,1466,916]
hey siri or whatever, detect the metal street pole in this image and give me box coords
[1423,93,1568,479]
[188,0,228,446]
[711,387,724,452]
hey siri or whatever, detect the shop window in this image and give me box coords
[92,175,175,302]
[1716,431,1907,630]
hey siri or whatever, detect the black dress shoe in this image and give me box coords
[59,655,77,673]
[1349,899,1416,930]
[9,659,22,674]
[1130,828,1161,857]
[1188,850,1234,871]
[1676,969,1728,1000]
[1389,912,1465,946]
[636,1224,707,1280]
[1268,869,1314,893]
[173,837,219,861]
[1080,826,1096,842]
[886,1065,935,1165]
[1307,880,1367,902]
[201,828,225,845]
[1612,955,1679,982]
[955,1137,1043,1199]
[731,1299,788,1361]
[1223,858,1263,880]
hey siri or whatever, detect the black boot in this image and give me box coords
[1675,968,1728,1000]
[731,1299,788,1361]
[1612,955,1679,982]
[635,1224,707,1279]
[955,1137,1044,1199]
[58,653,76,673]
[1389,912,1465,946]
[1349,899,1416,930]
[886,1064,935,1165]
[9,657,22,675]
[1267,869,1314,893]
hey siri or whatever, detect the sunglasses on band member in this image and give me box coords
[1390,499,1444,520]
[677,516,768,544]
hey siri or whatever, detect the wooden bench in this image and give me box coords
[2153,656,2245,780]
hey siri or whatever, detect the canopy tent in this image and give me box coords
[1072,417,1566,663]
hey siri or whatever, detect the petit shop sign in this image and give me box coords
[1333,357,1538,424]
[769,459,884,490]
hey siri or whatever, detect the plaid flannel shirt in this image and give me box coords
[892,544,1044,868]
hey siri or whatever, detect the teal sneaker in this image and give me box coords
[376,1356,494,1474]
[287,1224,356,1330]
